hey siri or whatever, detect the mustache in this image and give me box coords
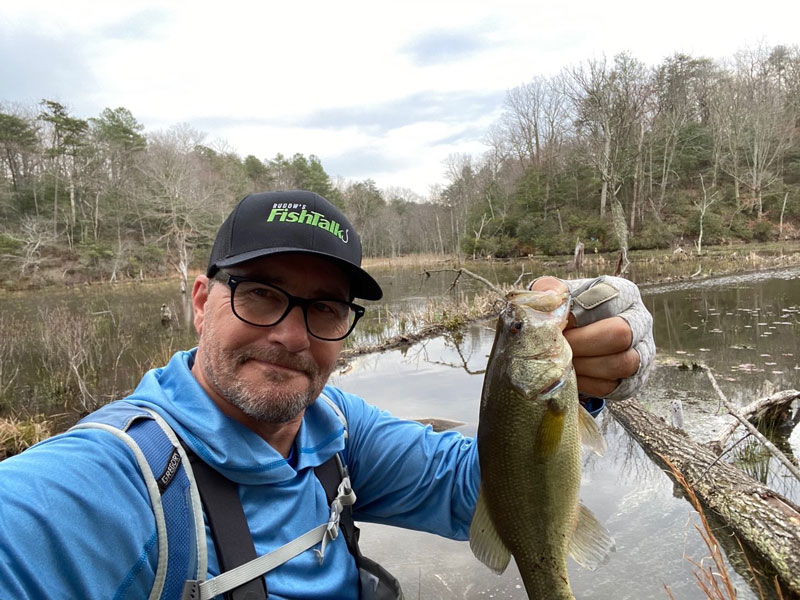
[235,347,318,375]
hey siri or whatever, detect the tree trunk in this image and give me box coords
[599,132,612,217]
[68,172,76,227]
[52,168,59,236]
[93,192,100,241]
[631,122,644,235]
[608,397,800,596]
[435,212,444,256]
[780,192,789,238]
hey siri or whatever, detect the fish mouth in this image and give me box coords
[504,291,571,327]
[507,289,570,312]
[501,307,571,342]
[539,364,575,397]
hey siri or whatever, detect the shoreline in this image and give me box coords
[3,241,798,295]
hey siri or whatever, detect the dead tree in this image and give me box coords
[608,397,800,595]
[573,238,584,271]
[708,389,800,455]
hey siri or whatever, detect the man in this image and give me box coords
[0,190,654,599]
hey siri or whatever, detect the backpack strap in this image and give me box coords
[183,446,268,600]
[182,454,358,600]
[72,402,207,600]
[74,394,362,600]
[315,453,362,560]
[316,392,361,558]
[182,392,358,600]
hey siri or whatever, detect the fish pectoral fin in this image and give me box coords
[578,403,607,456]
[568,503,616,571]
[533,402,565,458]
[469,488,512,574]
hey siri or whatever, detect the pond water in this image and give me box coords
[1,257,799,598]
[331,265,800,600]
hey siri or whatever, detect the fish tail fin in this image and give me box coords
[578,403,606,456]
[569,503,616,571]
[469,488,512,574]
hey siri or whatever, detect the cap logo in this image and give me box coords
[267,204,349,244]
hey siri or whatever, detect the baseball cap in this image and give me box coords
[207,190,383,300]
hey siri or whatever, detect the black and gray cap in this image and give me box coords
[207,190,383,300]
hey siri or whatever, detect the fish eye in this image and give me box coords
[512,321,523,331]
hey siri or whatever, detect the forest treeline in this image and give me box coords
[0,43,798,289]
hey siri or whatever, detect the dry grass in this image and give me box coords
[0,315,21,402]
[0,415,52,459]
[361,253,457,269]
[355,287,503,345]
[660,454,785,600]
[400,288,501,329]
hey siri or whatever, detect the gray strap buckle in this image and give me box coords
[180,580,200,600]
[315,475,357,563]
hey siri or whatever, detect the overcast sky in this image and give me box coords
[2,1,798,196]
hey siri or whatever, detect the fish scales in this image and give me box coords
[470,290,613,600]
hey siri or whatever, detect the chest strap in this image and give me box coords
[181,452,357,600]
[184,449,267,600]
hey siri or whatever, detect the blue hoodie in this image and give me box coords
[0,350,481,599]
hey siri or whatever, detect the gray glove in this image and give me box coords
[531,275,655,401]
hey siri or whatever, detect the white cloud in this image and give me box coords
[3,0,799,196]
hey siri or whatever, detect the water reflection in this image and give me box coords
[645,271,800,400]
[332,266,800,599]
[332,333,788,599]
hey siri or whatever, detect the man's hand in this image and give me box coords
[531,276,654,400]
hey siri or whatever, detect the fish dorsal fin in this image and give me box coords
[469,488,512,574]
[569,503,616,570]
[578,403,606,456]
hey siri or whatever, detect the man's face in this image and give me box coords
[191,253,349,424]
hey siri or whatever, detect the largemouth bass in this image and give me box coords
[469,290,614,599]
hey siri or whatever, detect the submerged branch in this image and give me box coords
[422,268,507,297]
[339,308,497,363]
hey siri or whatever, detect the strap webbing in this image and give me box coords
[187,523,330,600]
[187,451,268,600]
[181,393,360,600]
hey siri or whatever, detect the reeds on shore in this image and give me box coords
[349,287,504,349]
[0,415,52,459]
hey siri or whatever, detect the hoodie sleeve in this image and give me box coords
[324,387,481,541]
[0,429,160,599]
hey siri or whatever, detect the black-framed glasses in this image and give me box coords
[213,271,365,341]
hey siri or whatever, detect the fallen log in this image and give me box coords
[709,388,800,454]
[338,310,497,364]
[701,368,800,484]
[608,397,800,596]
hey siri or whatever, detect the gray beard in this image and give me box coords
[199,314,328,424]
[209,369,315,423]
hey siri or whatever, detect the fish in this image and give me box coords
[469,289,615,599]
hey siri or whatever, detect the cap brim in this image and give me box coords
[211,248,383,301]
